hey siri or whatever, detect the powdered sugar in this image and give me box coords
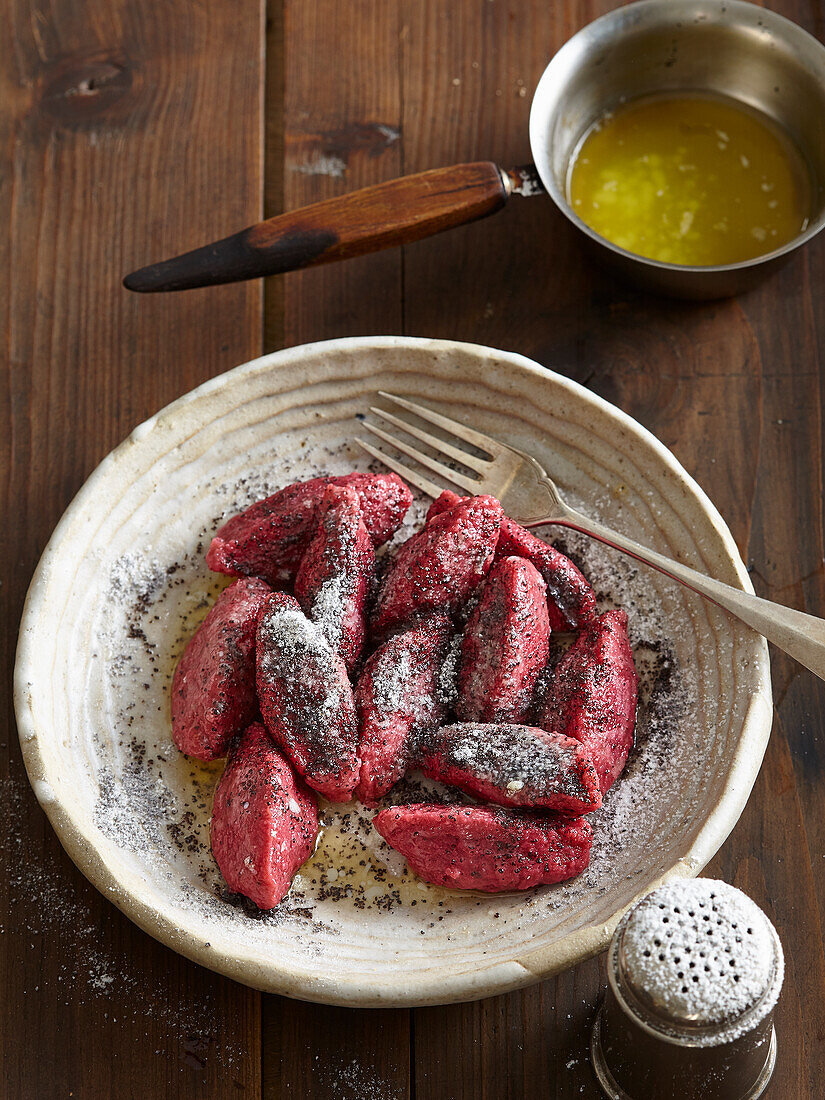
[259,600,331,662]
[306,572,351,648]
[436,632,462,710]
[257,598,358,779]
[28,422,758,1009]
[369,645,416,714]
[616,877,783,1044]
[313,1055,404,1099]
[424,722,583,797]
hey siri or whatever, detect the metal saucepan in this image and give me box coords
[124,0,825,301]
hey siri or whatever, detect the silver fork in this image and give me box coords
[357,392,825,682]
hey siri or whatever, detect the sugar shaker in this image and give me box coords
[591,877,784,1099]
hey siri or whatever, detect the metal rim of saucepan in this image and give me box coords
[528,0,825,290]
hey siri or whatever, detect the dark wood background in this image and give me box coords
[2,1,824,1096]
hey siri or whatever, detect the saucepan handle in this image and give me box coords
[123,162,510,292]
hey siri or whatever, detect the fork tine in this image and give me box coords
[362,423,481,493]
[378,392,506,456]
[370,406,491,474]
[355,439,446,499]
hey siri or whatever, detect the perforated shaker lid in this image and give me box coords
[610,878,784,1048]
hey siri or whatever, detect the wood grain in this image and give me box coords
[262,4,411,1099]
[3,0,825,1096]
[0,0,265,1096]
[123,162,510,291]
[276,0,405,343]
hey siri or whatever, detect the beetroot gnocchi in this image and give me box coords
[169,471,637,908]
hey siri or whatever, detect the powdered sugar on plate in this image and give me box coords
[19,407,757,1007]
[419,722,587,801]
[83,444,698,934]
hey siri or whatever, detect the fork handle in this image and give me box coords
[530,508,825,681]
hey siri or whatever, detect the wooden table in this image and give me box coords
[2,1,824,1096]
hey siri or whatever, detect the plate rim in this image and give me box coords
[14,335,773,1006]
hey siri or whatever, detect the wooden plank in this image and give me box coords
[264,1002,410,1100]
[729,250,825,1096]
[0,0,265,1096]
[705,6,825,1092]
[265,0,285,354]
[277,0,405,345]
[398,2,607,1095]
[262,3,411,1098]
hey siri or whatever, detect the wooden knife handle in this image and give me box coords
[123,162,509,292]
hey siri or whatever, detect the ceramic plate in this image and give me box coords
[14,337,772,1007]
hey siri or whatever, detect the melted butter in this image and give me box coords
[294,810,524,908]
[567,93,811,266]
[294,817,438,908]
